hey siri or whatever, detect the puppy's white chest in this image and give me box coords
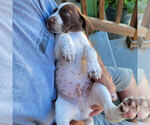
[69,33,85,58]
[55,32,92,102]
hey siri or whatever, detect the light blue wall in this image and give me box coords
[89,31,150,83]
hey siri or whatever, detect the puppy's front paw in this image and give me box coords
[61,43,75,62]
[87,62,102,80]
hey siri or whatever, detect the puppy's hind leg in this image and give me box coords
[84,118,93,125]
[55,96,79,125]
[88,82,125,123]
[89,82,138,123]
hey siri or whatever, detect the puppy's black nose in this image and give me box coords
[47,17,55,25]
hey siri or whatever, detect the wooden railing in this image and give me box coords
[137,0,150,48]
[62,0,150,48]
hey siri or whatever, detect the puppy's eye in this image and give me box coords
[64,12,70,17]
[53,7,58,13]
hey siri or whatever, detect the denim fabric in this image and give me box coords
[94,114,135,125]
[13,0,57,124]
[94,114,149,125]
[0,0,12,124]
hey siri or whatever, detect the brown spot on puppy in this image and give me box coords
[85,82,89,85]
[70,71,75,74]
[76,85,82,97]
[69,82,72,84]
[59,4,84,33]
[77,83,80,86]
[82,86,86,90]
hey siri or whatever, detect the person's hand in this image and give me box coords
[70,120,85,125]
[94,71,117,101]
[89,105,104,117]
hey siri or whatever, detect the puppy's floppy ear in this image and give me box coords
[81,14,94,35]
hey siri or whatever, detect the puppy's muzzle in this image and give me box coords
[47,17,56,29]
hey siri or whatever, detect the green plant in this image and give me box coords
[124,0,136,13]
[104,0,136,13]
[138,0,148,13]
[105,0,118,9]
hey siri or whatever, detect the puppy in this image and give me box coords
[47,2,137,125]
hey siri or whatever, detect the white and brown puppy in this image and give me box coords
[47,2,138,125]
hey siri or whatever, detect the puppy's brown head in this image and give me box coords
[47,2,94,34]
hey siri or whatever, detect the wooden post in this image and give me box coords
[145,29,150,40]
[141,0,150,27]
[116,0,124,23]
[99,0,104,19]
[141,0,150,41]
[129,0,137,37]
[81,0,87,16]
[127,0,138,48]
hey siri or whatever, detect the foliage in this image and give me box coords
[124,0,136,13]
[104,0,148,13]
[105,0,118,9]
[138,0,148,13]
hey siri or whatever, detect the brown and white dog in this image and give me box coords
[47,2,138,125]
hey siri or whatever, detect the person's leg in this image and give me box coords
[107,67,149,105]
[119,69,150,100]
[105,67,150,124]
[116,69,150,123]
[136,73,150,123]
[138,74,150,98]
[106,66,136,100]
[118,76,137,101]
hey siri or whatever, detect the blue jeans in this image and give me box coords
[13,0,57,124]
